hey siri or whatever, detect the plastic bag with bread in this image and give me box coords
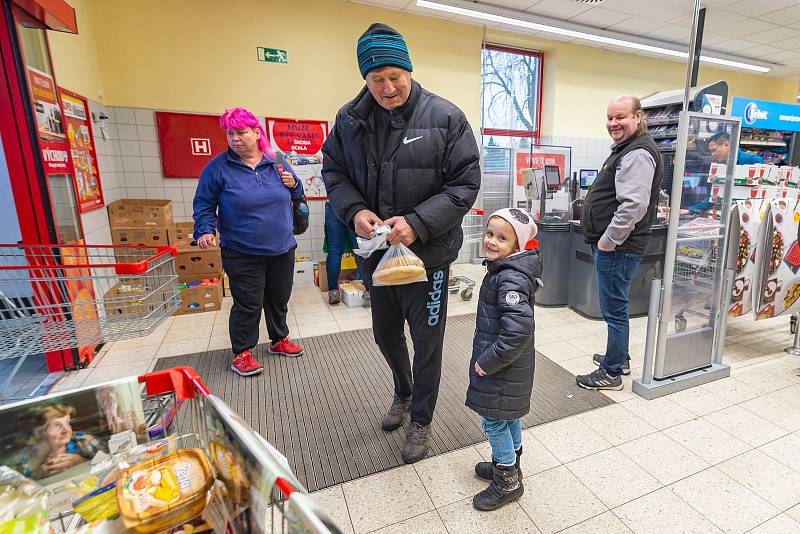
[371,243,428,286]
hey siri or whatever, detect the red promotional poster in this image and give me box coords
[155,111,229,178]
[39,140,70,175]
[60,89,104,213]
[27,66,65,142]
[515,152,567,186]
[267,118,328,156]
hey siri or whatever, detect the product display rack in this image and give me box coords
[641,80,729,194]
[739,128,799,165]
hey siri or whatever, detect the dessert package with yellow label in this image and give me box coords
[116,448,213,533]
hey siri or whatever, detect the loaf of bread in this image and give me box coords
[372,254,426,285]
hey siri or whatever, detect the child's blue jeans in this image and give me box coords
[481,416,522,466]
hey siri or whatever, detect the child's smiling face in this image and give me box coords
[483,217,518,262]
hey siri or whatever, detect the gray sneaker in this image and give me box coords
[381,395,411,431]
[402,422,431,464]
[592,353,631,375]
[328,290,340,305]
[576,368,623,391]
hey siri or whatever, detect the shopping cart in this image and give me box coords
[448,208,484,301]
[1,366,341,534]
[0,244,180,400]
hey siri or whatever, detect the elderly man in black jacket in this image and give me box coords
[322,23,481,463]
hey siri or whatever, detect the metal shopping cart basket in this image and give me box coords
[0,366,341,533]
[447,208,484,301]
[0,244,180,400]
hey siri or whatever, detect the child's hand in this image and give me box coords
[474,362,487,376]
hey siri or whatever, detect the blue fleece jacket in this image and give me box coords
[193,149,303,256]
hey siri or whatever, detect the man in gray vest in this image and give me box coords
[576,95,663,391]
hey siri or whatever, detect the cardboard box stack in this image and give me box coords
[107,199,173,248]
[173,239,223,315]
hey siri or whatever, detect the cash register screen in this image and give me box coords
[580,169,598,189]
[544,165,561,192]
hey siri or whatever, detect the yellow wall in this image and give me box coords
[86,0,482,127]
[46,0,799,139]
[47,0,104,102]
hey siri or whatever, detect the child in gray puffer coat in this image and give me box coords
[466,208,542,512]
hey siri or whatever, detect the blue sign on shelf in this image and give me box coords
[730,97,800,132]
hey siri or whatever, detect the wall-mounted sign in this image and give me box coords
[257,47,288,64]
[731,97,800,132]
[60,89,104,213]
[515,152,567,186]
[266,117,329,199]
[266,117,328,156]
[155,111,229,178]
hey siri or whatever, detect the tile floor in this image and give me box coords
[50,263,800,533]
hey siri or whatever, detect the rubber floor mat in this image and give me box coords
[154,314,613,492]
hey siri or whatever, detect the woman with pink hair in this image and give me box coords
[194,107,304,377]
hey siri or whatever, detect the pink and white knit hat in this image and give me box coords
[489,208,538,250]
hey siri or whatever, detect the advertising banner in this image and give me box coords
[27,66,65,142]
[731,97,800,132]
[266,118,327,156]
[60,90,104,213]
[515,151,567,186]
[155,111,228,178]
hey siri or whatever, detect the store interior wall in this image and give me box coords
[42,0,800,253]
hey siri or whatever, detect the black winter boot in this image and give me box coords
[475,446,523,480]
[473,464,524,511]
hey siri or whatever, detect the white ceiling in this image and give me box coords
[342,0,800,80]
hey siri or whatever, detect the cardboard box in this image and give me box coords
[222,272,230,297]
[339,280,367,308]
[108,199,173,228]
[293,260,314,285]
[315,259,357,293]
[175,275,223,315]
[103,281,148,318]
[168,222,196,248]
[111,226,169,247]
[175,242,222,276]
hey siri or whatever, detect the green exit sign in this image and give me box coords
[257,47,288,64]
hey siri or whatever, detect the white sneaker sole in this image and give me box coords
[576,381,623,391]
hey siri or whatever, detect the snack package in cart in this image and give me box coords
[0,466,49,534]
[371,243,428,286]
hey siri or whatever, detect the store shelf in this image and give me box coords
[652,133,679,140]
[739,139,787,148]
[646,116,680,126]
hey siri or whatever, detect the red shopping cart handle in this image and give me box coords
[139,366,210,400]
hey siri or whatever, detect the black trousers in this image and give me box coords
[221,247,295,354]
[367,256,450,426]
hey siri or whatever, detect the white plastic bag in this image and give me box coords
[371,242,428,286]
[353,224,390,258]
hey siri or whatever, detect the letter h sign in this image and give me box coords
[190,138,211,156]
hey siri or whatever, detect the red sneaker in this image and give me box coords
[230,350,263,376]
[268,338,304,357]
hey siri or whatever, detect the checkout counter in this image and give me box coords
[567,221,667,318]
[529,169,667,318]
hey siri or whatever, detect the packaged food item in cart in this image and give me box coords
[116,448,213,533]
[67,435,178,523]
[209,438,246,505]
[371,243,427,286]
[0,466,49,534]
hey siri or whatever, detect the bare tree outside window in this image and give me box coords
[481,45,542,137]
